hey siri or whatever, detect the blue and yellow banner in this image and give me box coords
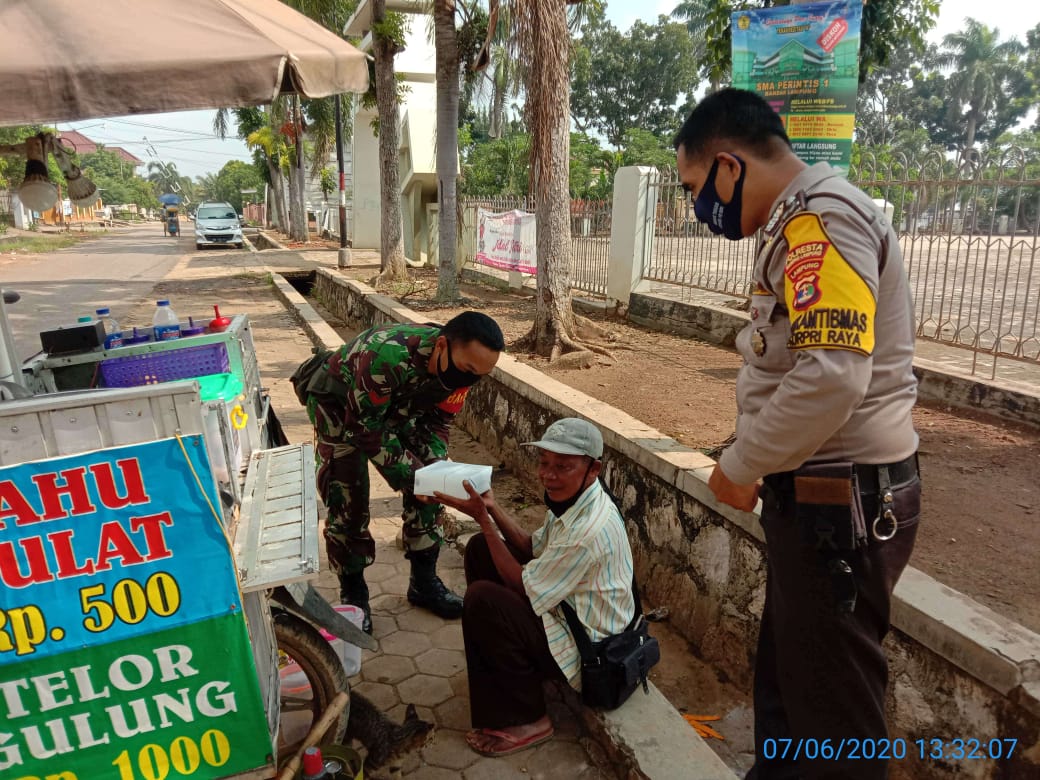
[0,438,272,779]
[731,0,862,174]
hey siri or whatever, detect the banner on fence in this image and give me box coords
[731,0,862,174]
[475,208,537,275]
[0,437,271,779]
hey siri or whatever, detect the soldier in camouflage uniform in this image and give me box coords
[294,312,505,632]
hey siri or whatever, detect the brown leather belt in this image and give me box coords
[765,453,919,496]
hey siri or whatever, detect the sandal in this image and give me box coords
[466,725,555,757]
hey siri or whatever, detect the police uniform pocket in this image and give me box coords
[740,293,795,372]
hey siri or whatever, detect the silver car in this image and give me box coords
[194,202,245,249]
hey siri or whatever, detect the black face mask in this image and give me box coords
[437,340,481,390]
[694,156,747,241]
[544,460,595,517]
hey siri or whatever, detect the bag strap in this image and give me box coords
[558,575,643,664]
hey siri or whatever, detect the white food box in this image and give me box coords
[414,461,493,499]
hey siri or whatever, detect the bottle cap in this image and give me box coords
[157,299,170,306]
[78,316,93,323]
[96,308,110,315]
[302,747,323,776]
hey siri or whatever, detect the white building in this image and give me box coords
[345,0,439,262]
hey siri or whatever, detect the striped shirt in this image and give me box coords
[521,481,635,686]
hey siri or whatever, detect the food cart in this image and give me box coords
[0,2,370,778]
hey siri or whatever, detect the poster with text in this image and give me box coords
[475,208,537,275]
[731,0,862,175]
[0,437,272,779]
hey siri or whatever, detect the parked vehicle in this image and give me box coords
[195,200,245,249]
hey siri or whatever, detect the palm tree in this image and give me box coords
[937,19,1025,150]
[671,0,723,92]
[497,0,605,361]
[433,0,463,300]
[372,0,409,283]
[147,161,184,195]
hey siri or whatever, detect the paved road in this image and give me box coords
[0,225,190,361]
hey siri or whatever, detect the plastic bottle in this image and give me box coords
[95,307,123,348]
[152,299,181,341]
[301,747,331,780]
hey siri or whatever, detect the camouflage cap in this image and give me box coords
[522,418,603,459]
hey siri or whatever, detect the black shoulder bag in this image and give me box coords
[558,580,661,710]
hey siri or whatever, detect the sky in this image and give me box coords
[60,0,1040,181]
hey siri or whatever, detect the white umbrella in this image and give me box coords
[0,0,368,126]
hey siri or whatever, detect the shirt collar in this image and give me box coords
[548,480,602,525]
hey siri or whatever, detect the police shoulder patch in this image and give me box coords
[782,212,876,355]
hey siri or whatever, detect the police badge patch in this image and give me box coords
[751,330,766,356]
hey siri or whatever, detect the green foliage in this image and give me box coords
[460,132,531,196]
[371,11,409,49]
[206,160,265,212]
[320,167,337,201]
[80,149,159,209]
[571,12,698,147]
[619,129,677,169]
[0,234,85,253]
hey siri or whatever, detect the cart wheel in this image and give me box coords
[274,610,350,759]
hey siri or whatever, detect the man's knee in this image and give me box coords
[463,579,512,622]
[464,533,492,569]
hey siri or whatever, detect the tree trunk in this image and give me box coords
[965,113,978,152]
[515,0,581,360]
[490,62,505,139]
[288,98,309,242]
[373,0,408,282]
[434,0,460,301]
[528,97,575,358]
[266,158,286,231]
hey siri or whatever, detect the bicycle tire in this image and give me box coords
[274,609,351,759]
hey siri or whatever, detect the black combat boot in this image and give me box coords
[339,570,373,634]
[405,546,463,619]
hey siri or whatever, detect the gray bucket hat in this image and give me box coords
[522,418,603,459]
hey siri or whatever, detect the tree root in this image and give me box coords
[574,313,616,342]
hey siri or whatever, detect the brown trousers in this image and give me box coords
[462,534,566,729]
[747,472,921,780]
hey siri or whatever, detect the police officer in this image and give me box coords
[675,89,921,780]
[295,312,505,633]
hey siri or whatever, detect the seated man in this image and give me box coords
[433,418,635,758]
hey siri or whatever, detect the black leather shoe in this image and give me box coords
[406,547,463,619]
[339,571,373,634]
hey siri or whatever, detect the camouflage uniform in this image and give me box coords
[303,323,471,575]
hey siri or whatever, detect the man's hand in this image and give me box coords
[708,464,759,511]
[433,481,495,530]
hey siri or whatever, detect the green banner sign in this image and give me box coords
[1,613,271,780]
[731,0,862,175]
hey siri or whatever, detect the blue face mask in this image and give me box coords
[693,156,747,241]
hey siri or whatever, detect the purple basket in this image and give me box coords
[100,343,230,388]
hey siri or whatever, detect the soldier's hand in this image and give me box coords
[708,464,759,512]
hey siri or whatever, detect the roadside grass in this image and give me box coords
[0,234,91,254]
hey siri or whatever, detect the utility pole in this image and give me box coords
[335,9,351,269]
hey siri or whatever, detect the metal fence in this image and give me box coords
[643,148,1040,377]
[460,195,611,297]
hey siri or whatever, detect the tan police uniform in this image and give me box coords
[730,163,923,780]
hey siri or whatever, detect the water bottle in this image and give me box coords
[152,299,181,341]
[96,307,123,348]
